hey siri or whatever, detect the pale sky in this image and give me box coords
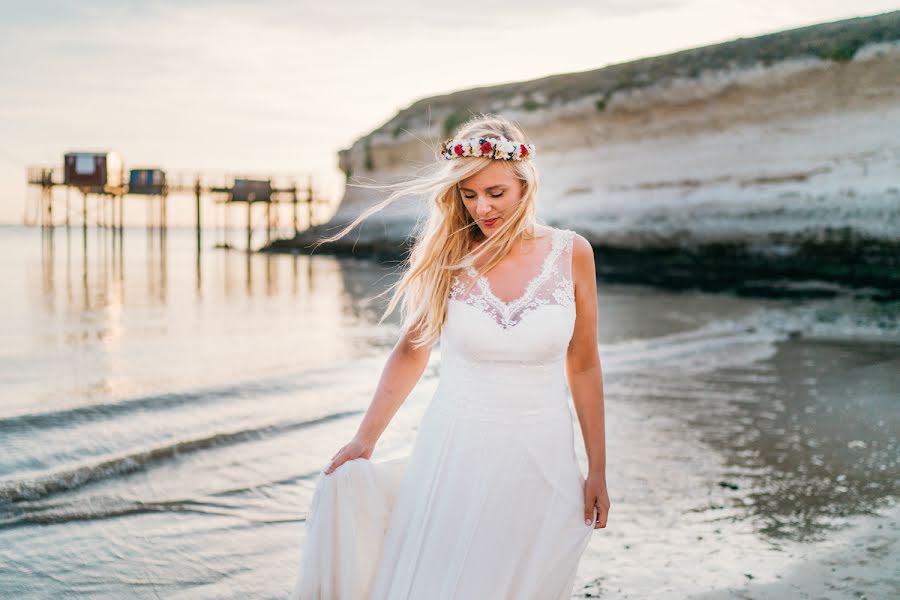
[0,1,895,225]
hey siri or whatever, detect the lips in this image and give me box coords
[483,217,499,227]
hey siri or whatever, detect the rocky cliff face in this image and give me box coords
[266,12,900,294]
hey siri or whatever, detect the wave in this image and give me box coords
[0,361,366,436]
[602,298,900,376]
[1,442,416,528]
[1,488,316,529]
[0,497,240,528]
[0,409,361,504]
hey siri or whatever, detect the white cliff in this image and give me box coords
[267,12,900,292]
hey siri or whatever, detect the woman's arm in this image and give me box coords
[324,323,433,474]
[565,234,610,528]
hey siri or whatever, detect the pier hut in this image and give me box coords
[128,168,167,195]
[128,168,168,231]
[226,178,274,249]
[64,152,124,191]
[62,151,125,230]
[230,178,272,203]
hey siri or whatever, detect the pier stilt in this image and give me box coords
[292,186,299,236]
[195,177,202,254]
[246,200,252,252]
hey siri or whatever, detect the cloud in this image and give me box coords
[1,1,682,36]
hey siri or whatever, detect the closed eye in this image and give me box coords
[463,192,504,199]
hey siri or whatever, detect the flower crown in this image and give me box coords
[440,136,535,161]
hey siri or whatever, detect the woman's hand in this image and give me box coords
[583,471,610,529]
[323,434,376,475]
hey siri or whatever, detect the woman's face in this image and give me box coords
[458,160,523,238]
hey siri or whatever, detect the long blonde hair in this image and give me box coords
[314,113,541,349]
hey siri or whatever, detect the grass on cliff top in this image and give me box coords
[368,10,899,139]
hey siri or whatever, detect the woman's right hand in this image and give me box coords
[323,435,376,475]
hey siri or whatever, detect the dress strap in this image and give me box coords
[560,228,576,280]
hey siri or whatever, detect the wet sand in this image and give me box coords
[570,306,899,598]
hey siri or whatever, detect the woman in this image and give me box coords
[290,114,609,599]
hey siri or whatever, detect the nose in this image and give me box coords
[475,196,494,217]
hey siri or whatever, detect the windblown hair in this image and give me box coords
[313,113,541,349]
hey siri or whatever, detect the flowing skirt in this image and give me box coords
[290,391,596,599]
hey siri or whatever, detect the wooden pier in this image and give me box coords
[25,154,331,252]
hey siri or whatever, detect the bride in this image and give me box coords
[290,113,609,599]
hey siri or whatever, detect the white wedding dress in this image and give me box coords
[290,226,596,599]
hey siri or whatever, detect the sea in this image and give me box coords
[1,224,897,598]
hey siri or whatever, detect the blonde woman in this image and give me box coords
[290,113,609,599]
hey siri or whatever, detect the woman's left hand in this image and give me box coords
[583,471,610,529]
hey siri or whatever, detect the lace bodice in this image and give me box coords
[448,227,577,330]
[437,226,578,415]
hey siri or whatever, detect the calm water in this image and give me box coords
[1,224,898,598]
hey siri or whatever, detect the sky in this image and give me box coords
[0,1,896,226]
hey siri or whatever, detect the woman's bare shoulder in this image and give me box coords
[571,231,592,255]
[571,233,595,283]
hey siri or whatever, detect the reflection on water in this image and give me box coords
[33,224,331,313]
[7,225,403,419]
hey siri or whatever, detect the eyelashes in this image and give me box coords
[463,192,504,200]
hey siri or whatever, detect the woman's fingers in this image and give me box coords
[583,496,596,526]
[585,493,611,529]
[323,439,372,475]
[324,448,346,475]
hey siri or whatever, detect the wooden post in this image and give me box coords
[109,196,115,238]
[82,190,88,238]
[306,175,313,230]
[195,176,202,254]
[224,202,230,249]
[246,200,252,252]
[292,185,299,236]
[41,184,52,228]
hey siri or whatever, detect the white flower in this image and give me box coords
[494,138,516,159]
[470,141,483,157]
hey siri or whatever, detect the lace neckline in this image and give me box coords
[464,227,562,310]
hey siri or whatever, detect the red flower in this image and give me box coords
[519,144,528,158]
[454,144,464,156]
[480,141,493,154]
